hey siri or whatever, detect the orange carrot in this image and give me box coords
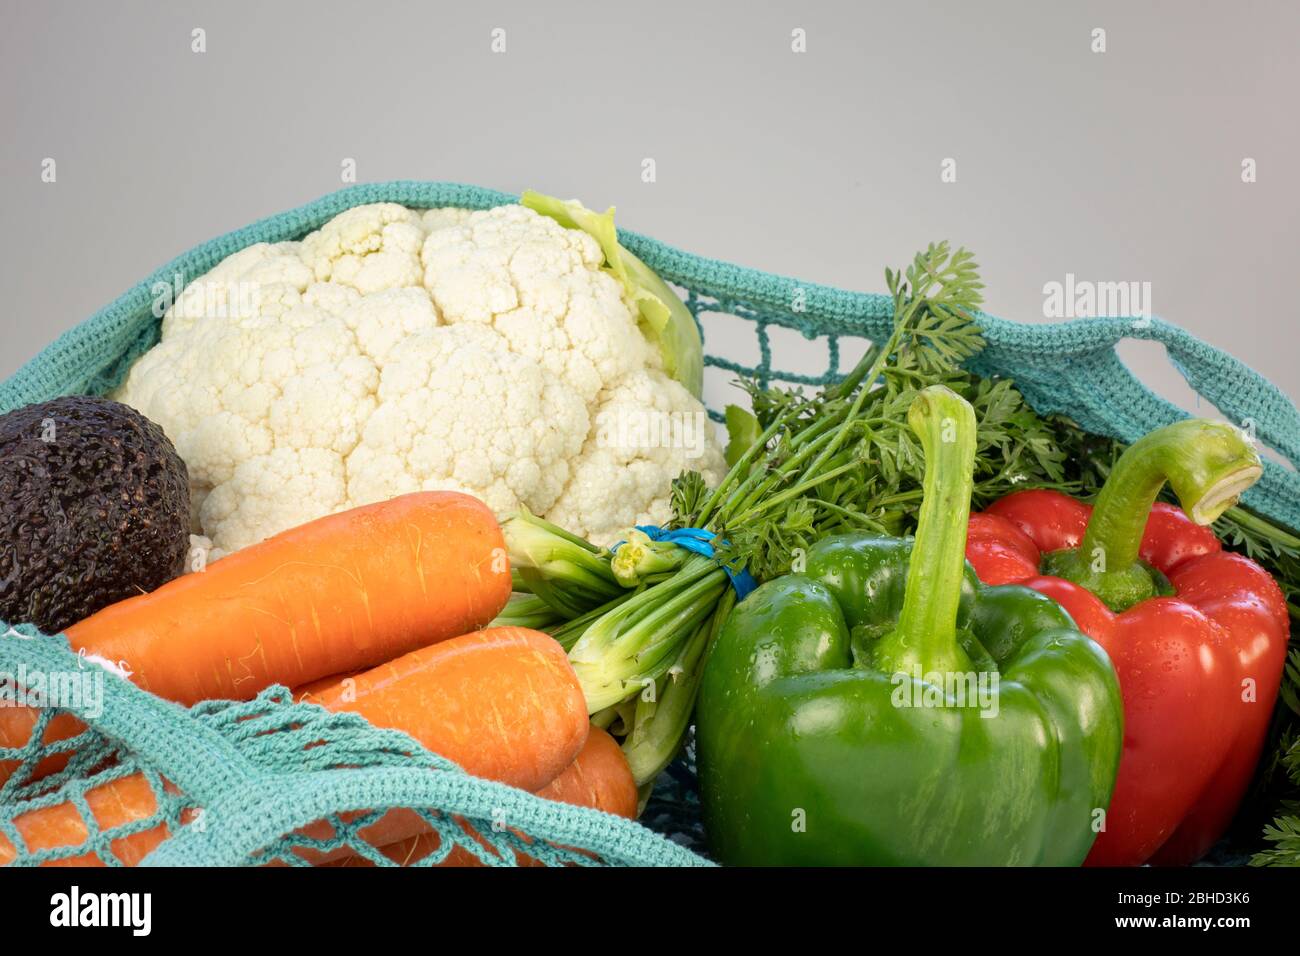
[331,820,516,868]
[0,492,511,782]
[292,670,362,699]
[0,774,191,867]
[313,811,493,867]
[298,627,588,793]
[0,711,83,787]
[70,491,510,703]
[2,626,585,867]
[294,628,590,865]
[534,727,638,819]
[337,726,638,867]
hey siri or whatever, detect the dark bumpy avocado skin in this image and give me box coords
[0,396,190,634]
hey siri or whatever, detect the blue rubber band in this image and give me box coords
[618,525,757,601]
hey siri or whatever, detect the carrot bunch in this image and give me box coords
[0,491,638,867]
[1,490,511,779]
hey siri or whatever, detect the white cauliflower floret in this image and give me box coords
[200,447,348,554]
[300,203,425,294]
[347,323,590,517]
[343,287,440,364]
[114,201,723,554]
[301,280,362,318]
[548,369,726,543]
[422,205,656,403]
[421,207,474,233]
[164,241,311,335]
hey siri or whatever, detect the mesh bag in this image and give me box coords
[0,627,706,866]
[2,181,1298,866]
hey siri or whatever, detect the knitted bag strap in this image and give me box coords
[966,315,1300,529]
[141,766,706,867]
[620,236,1300,532]
[2,179,1295,528]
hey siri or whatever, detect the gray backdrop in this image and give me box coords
[2,0,1297,425]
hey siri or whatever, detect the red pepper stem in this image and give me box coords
[1080,420,1263,574]
[886,386,978,676]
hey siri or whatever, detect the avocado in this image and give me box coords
[0,395,191,634]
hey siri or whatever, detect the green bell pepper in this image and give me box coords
[695,385,1124,866]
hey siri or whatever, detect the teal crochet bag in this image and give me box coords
[0,627,705,867]
[2,181,1298,867]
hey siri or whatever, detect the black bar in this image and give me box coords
[4,865,1297,939]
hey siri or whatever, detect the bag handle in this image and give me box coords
[5,180,1292,526]
[638,224,1300,529]
[968,315,1300,530]
[635,227,1300,529]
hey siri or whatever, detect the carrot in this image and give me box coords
[0,773,190,867]
[2,626,585,867]
[294,627,590,865]
[534,727,638,819]
[315,812,491,867]
[334,726,638,867]
[292,670,362,699]
[332,820,515,868]
[70,491,509,702]
[0,491,511,782]
[0,711,83,786]
[298,627,588,793]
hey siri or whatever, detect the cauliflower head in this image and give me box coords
[114,202,724,554]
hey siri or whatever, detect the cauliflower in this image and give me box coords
[114,201,724,555]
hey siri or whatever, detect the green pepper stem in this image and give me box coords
[886,385,978,675]
[1080,419,1262,574]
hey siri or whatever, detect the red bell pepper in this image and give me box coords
[965,419,1289,866]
